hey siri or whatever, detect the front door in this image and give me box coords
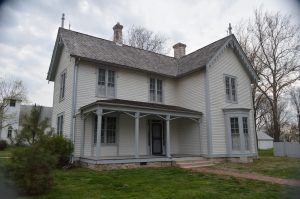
[152,122,163,155]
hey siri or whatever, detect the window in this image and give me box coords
[243,117,250,150]
[57,114,64,135]
[97,68,115,98]
[149,78,163,103]
[7,126,12,138]
[94,116,116,144]
[59,71,66,101]
[225,76,237,102]
[230,117,240,151]
[9,100,16,107]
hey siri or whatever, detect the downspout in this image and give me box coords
[70,57,79,163]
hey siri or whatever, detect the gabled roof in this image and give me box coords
[257,131,274,141]
[47,28,258,82]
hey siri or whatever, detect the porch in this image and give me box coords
[76,99,204,164]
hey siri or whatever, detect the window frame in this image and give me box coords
[57,113,64,136]
[96,67,116,98]
[59,70,67,102]
[93,115,117,145]
[149,77,164,103]
[7,126,13,138]
[224,74,238,103]
[9,100,16,107]
[224,110,252,155]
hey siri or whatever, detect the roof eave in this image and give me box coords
[47,29,64,82]
[70,54,178,78]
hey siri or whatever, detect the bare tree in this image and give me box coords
[235,8,300,142]
[0,78,27,138]
[290,87,300,142]
[125,25,168,54]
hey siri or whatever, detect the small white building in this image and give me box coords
[257,131,273,149]
[0,99,52,142]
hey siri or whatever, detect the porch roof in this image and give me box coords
[80,99,202,118]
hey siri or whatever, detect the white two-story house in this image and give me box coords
[47,22,258,166]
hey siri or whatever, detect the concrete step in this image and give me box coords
[175,159,215,169]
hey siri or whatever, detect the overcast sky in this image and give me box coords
[0,0,299,107]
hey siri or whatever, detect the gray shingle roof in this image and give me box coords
[60,28,178,77]
[52,28,232,79]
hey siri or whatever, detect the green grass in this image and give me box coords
[27,167,297,199]
[258,149,274,157]
[213,150,300,179]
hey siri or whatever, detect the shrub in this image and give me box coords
[42,135,74,167]
[0,140,8,151]
[7,145,56,195]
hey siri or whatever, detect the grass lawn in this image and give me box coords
[213,149,300,179]
[28,167,297,199]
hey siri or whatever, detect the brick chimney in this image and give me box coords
[113,22,123,44]
[173,42,186,58]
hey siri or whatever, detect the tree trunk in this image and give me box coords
[273,99,281,142]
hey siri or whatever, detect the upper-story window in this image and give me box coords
[59,71,66,101]
[97,68,115,98]
[149,78,163,103]
[225,75,237,103]
[9,100,16,107]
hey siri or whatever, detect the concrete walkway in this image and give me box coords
[192,167,300,187]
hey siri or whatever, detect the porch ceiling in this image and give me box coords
[80,99,202,118]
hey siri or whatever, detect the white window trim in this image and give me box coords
[224,110,251,155]
[224,74,238,104]
[57,112,64,136]
[7,126,13,138]
[148,77,164,103]
[96,66,116,98]
[93,115,118,146]
[59,70,67,102]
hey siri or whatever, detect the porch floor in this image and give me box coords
[79,154,205,165]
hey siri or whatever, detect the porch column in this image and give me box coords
[198,118,201,155]
[134,112,140,158]
[80,117,85,157]
[96,108,103,159]
[166,115,171,158]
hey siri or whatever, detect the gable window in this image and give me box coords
[94,116,116,144]
[7,126,13,138]
[97,68,115,98]
[57,114,64,135]
[149,78,163,103]
[225,76,237,102]
[59,71,66,101]
[9,100,16,107]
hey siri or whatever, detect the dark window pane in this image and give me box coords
[98,69,106,85]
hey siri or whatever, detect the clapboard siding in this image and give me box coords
[208,48,255,155]
[76,63,178,110]
[177,118,201,155]
[51,46,74,139]
[176,71,208,154]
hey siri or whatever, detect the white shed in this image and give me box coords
[257,131,274,149]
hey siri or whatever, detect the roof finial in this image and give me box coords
[61,13,65,28]
[228,23,232,35]
[69,20,71,30]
